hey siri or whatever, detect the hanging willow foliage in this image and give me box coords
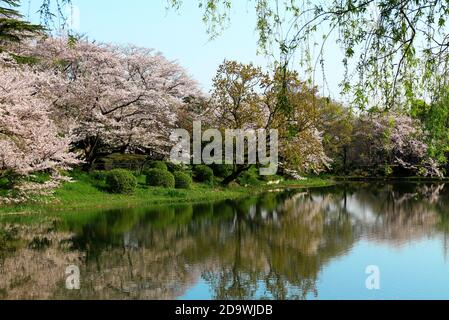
[168,0,449,110]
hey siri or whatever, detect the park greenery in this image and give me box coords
[2,0,449,209]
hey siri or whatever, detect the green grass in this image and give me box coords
[0,173,335,216]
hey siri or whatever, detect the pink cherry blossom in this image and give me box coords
[24,38,199,162]
[0,53,79,177]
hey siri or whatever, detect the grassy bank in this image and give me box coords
[0,174,335,216]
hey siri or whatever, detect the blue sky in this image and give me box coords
[20,0,345,98]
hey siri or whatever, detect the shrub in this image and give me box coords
[106,169,138,194]
[238,170,261,186]
[0,170,18,189]
[194,165,214,184]
[174,172,192,189]
[146,169,175,188]
[148,160,168,171]
[211,164,234,178]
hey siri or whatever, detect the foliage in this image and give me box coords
[211,164,233,178]
[0,170,17,190]
[89,171,107,181]
[209,60,331,178]
[166,161,190,174]
[148,161,168,171]
[105,169,137,194]
[238,170,261,186]
[411,97,449,166]
[146,169,175,188]
[169,0,449,107]
[317,100,353,173]
[0,0,44,48]
[194,165,214,184]
[173,171,192,189]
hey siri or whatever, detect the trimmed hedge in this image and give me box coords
[194,165,214,184]
[174,172,192,189]
[146,169,175,188]
[106,169,138,194]
[148,161,168,171]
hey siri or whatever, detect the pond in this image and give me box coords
[1,182,449,300]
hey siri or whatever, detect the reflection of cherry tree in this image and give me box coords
[0,223,82,300]
[193,193,355,300]
[340,183,447,246]
[39,194,355,300]
[57,206,202,300]
[4,184,449,300]
[416,184,445,204]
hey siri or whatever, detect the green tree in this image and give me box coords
[316,100,353,174]
[207,60,330,184]
[0,0,44,49]
[411,97,449,168]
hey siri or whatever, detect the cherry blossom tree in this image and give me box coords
[23,37,198,166]
[350,114,442,177]
[0,53,79,200]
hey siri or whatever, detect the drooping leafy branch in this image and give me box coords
[37,0,72,28]
[168,0,449,109]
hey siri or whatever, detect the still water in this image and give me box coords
[1,182,449,300]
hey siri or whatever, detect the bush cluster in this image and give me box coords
[174,172,192,189]
[146,169,175,188]
[148,160,168,171]
[194,165,214,184]
[82,161,218,194]
[106,169,138,194]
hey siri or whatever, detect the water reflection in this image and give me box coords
[1,182,449,300]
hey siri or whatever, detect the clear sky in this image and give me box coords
[20,0,345,99]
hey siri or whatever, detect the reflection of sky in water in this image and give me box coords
[177,183,449,300]
[313,238,449,300]
[179,238,449,300]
